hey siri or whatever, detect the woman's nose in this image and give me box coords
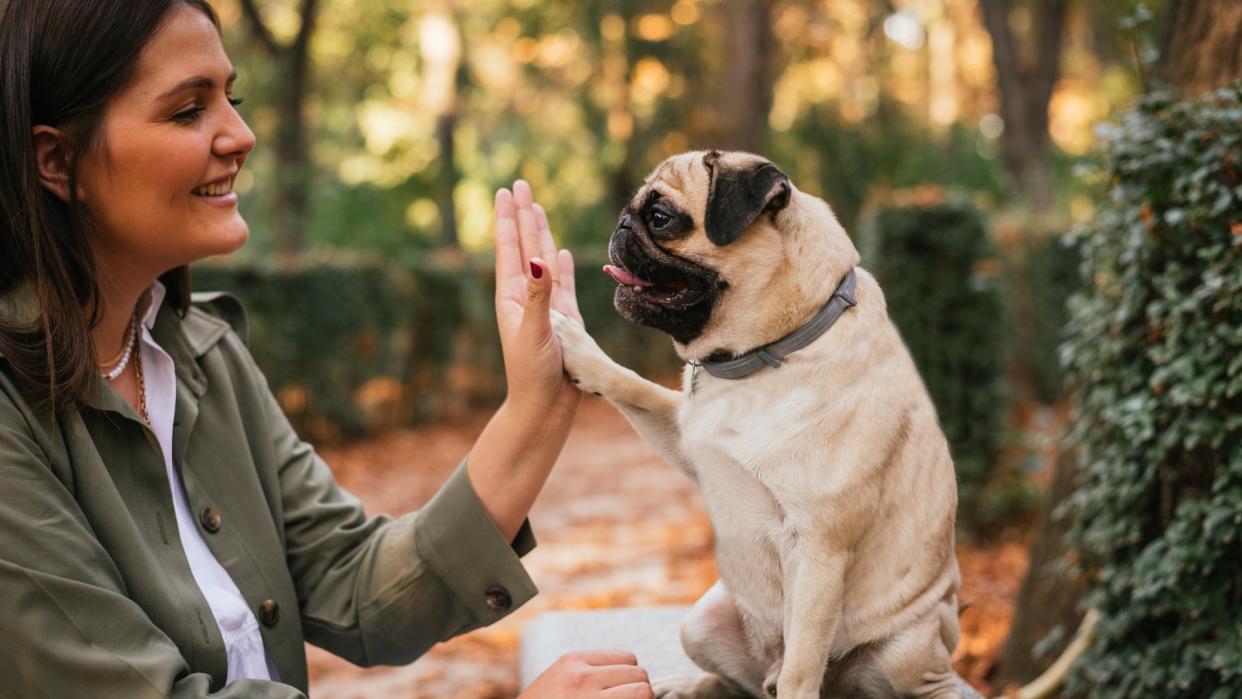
[214,106,256,160]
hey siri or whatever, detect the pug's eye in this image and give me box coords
[649,210,672,229]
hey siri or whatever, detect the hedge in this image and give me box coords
[1062,83,1242,697]
[1004,232,1083,404]
[191,259,416,441]
[191,254,679,442]
[858,198,1008,529]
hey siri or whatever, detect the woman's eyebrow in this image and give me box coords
[156,69,238,100]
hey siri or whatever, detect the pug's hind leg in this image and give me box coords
[672,581,769,698]
[872,599,979,699]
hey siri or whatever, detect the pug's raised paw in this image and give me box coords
[550,309,621,398]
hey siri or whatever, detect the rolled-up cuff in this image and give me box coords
[413,459,538,628]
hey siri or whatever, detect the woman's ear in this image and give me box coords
[32,125,73,203]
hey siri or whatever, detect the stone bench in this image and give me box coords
[518,605,706,689]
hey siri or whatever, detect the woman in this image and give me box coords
[0,1,650,696]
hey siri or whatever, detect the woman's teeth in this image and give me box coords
[192,179,233,196]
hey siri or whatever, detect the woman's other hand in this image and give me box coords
[493,180,584,416]
[519,651,654,699]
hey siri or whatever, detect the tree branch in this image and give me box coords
[238,0,282,55]
[1033,0,1069,109]
[1017,609,1100,699]
[979,0,1023,99]
[292,0,321,58]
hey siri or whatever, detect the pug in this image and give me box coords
[549,151,982,699]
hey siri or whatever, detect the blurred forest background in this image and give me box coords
[191,0,1241,696]
[211,0,1145,258]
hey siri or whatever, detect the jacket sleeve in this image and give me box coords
[0,387,306,699]
[240,346,539,667]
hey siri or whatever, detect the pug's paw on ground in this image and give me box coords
[652,674,749,699]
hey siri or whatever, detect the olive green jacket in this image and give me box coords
[0,289,538,698]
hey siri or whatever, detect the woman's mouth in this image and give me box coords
[192,176,238,205]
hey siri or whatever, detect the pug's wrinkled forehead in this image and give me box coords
[630,150,791,247]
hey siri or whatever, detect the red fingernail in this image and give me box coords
[530,261,543,279]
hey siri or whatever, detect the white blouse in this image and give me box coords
[139,281,275,683]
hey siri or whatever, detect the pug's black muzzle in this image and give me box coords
[607,217,723,344]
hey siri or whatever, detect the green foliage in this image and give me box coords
[858,199,1008,529]
[1062,83,1242,698]
[775,103,1007,232]
[192,254,680,443]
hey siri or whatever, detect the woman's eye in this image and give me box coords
[228,96,245,108]
[172,106,205,123]
[650,210,671,229]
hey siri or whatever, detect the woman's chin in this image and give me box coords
[193,222,250,262]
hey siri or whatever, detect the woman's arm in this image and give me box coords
[467,182,584,541]
[473,183,654,699]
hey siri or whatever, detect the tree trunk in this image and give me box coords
[978,0,1067,209]
[995,445,1088,687]
[418,3,462,249]
[716,0,776,152]
[434,112,459,248]
[1156,0,1242,93]
[239,0,320,263]
[273,41,311,261]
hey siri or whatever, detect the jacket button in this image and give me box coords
[258,599,279,626]
[484,585,512,612]
[200,507,222,533]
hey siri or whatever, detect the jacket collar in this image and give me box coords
[0,279,230,411]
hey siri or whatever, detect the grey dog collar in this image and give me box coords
[697,267,858,380]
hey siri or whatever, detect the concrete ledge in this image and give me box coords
[518,605,706,689]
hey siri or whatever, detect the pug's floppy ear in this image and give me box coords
[702,151,792,246]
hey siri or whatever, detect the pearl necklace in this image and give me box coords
[101,312,140,382]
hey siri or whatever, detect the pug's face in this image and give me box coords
[605,150,793,346]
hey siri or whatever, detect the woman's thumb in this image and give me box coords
[520,258,553,336]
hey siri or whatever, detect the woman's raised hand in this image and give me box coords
[493,180,584,416]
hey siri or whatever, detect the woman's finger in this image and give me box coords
[558,248,584,326]
[519,257,554,341]
[513,180,549,276]
[573,650,639,666]
[494,188,522,291]
[533,203,560,283]
[589,663,650,690]
[600,682,655,698]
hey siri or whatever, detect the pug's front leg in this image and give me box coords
[773,544,848,699]
[551,310,695,479]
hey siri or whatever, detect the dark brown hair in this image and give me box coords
[0,0,219,412]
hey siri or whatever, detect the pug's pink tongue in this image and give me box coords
[603,264,653,288]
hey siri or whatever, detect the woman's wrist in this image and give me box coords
[499,392,576,434]
[467,396,576,542]
[505,385,579,428]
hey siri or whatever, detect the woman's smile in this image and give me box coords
[191,171,238,205]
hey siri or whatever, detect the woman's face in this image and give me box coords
[77,4,255,277]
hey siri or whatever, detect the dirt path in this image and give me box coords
[306,398,1022,698]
